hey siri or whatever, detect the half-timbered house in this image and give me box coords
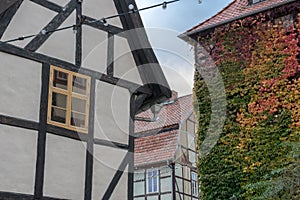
[134,93,199,200]
[0,0,171,199]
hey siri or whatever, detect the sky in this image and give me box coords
[135,0,233,96]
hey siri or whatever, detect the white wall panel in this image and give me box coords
[49,0,69,6]
[0,52,41,121]
[114,35,143,85]
[0,125,37,194]
[44,134,86,200]
[82,0,122,28]
[94,81,130,144]
[82,26,107,72]
[93,145,127,199]
[38,12,76,63]
[1,0,56,48]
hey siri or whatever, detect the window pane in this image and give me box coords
[72,76,87,95]
[53,70,68,90]
[71,97,86,113]
[153,175,158,192]
[52,92,67,108]
[71,112,86,128]
[148,175,152,193]
[51,107,66,123]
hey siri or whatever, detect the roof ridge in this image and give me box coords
[177,93,192,99]
[186,0,236,33]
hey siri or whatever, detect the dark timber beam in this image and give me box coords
[94,138,129,150]
[30,0,125,36]
[0,42,150,94]
[83,16,125,36]
[106,32,114,76]
[113,0,171,107]
[102,152,131,199]
[0,0,19,14]
[0,0,23,39]
[75,0,82,66]
[84,77,96,200]
[34,63,50,198]
[0,191,68,200]
[25,0,77,51]
[0,114,39,130]
[127,94,136,199]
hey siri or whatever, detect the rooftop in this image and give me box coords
[135,94,193,134]
[186,0,297,36]
[134,94,194,167]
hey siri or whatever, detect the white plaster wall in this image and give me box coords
[161,176,172,193]
[114,35,143,85]
[92,145,128,199]
[0,52,41,121]
[49,0,69,6]
[94,81,130,144]
[1,0,56,48]
[82,0,122,28]
[38,12,76,63]
[44,134,86,200]
[82,26,107,72]
[0,125,37,194]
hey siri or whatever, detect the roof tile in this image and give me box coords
[135,95,193,133]
[187,0,295,34]
[134,94,193,167]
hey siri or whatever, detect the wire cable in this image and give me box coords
[1,0,180,44]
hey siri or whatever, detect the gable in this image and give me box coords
[0,0,171,109]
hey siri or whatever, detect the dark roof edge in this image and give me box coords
[134,159,173,169]
[114,0,172,113]
[135,124,179,138]
[185,0,297,37]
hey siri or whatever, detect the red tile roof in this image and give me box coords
[134,94,193,167]
[135,94,193,134]
[134,130,179,166]
[186,0,297,35]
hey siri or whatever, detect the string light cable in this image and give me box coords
[0,0,180,44]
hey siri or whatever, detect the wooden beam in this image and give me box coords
[94,138,129,150]
[102,152,130,199]
[30,1,124,36]
[0,0,19,14]
[75,0,82,66]
[83,16,125,36]
[0,42,150,93]
[106,32,114,76]
[0,114,39,130]
[34,63,50,198]
[127,94,136,199]
[0,191,68,200]
[0,0,23,39]
[84,78,96,200]
[25,0,77,51]
[113,0,171,108]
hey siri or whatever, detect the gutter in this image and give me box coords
[134,158,173,170]
[181,0,298,39]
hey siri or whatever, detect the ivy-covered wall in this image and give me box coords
[194,3,300,199]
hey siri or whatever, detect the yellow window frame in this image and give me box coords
[47,65,91,133]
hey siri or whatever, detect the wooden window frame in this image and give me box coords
[47,65,91,133]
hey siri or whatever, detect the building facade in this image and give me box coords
[134,93,199,200]
[0,0,171,199]
[182,0,300,199]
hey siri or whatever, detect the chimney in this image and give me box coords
[169,90,178,102]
